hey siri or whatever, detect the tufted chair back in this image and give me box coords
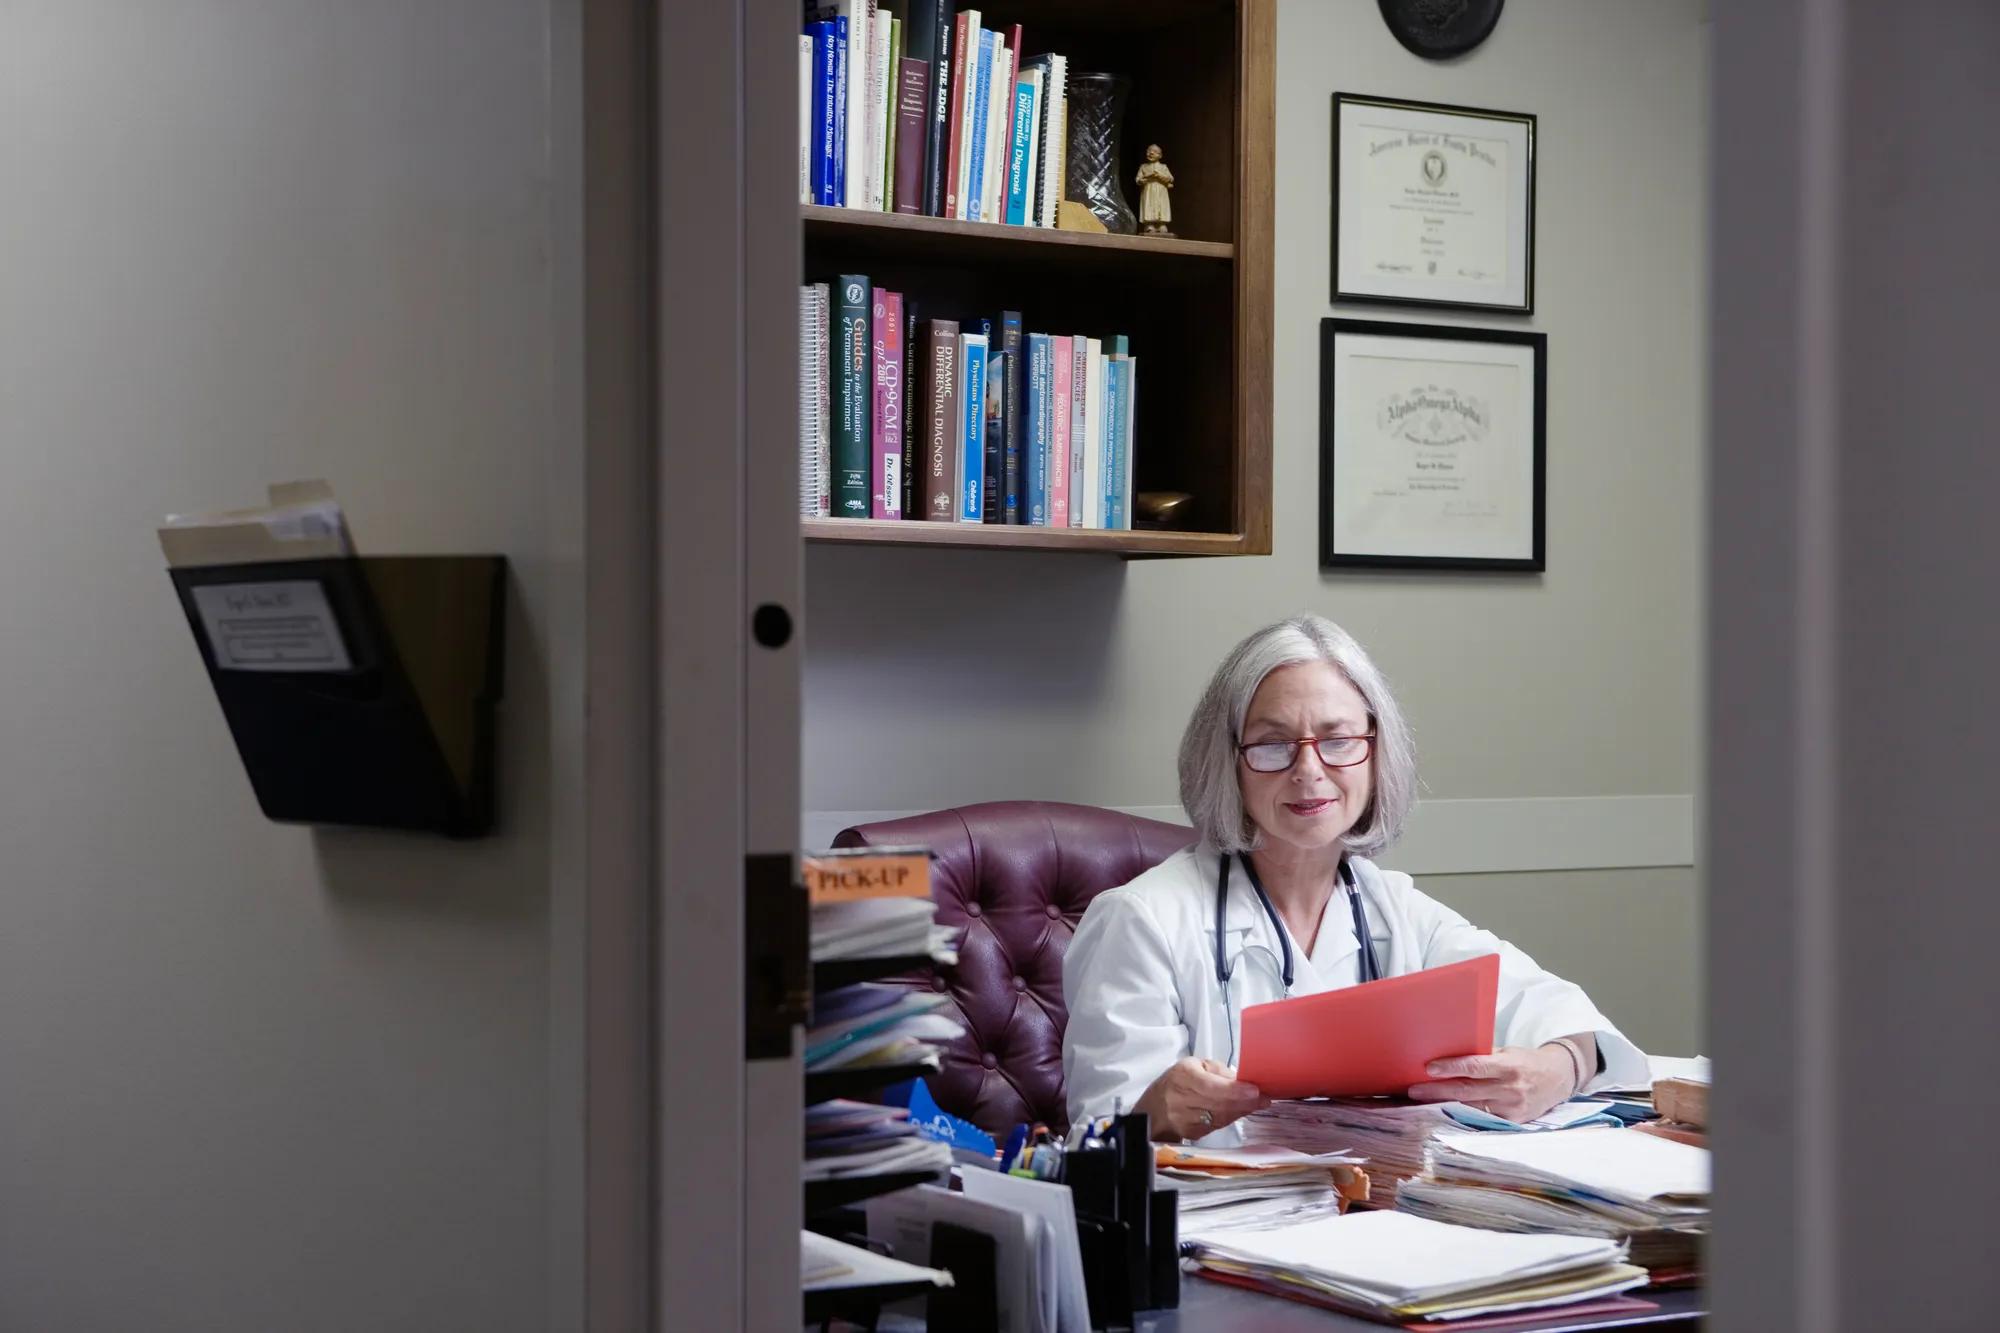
[833,801,1193,1136]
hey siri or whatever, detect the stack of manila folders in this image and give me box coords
[1398,1126,1709,1278]
[1183,1209,1648,1324]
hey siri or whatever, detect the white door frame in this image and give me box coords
[575,0,801,1326]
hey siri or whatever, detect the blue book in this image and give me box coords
[812,23,837,206]
[832,16,849,206]
[1004,79,1037,226]
[1101,358,1124,528]
[959,335,988,521]
[965,30,996,222]
[1108,357,1133,529]
[1024,333,1051,524]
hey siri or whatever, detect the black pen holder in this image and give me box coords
[169,555,507,837]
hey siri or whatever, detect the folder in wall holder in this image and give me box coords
[169,555,507,837]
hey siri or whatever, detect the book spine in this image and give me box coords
[814,24,837,205]
[1067,334,1087,526]
[958,355,985,522]
[815,284,834,517]
[1036,56,1067,228]
[965,31,996,223]
[850,1,873,208]
[798,36,812,204]
[902,302,920,517]
[924,320,959,521]
[868,13,891,210]
[1050,335,1071,527]
[983,352,1007,526]
[1004,78,1035,226]
[918,0,952,216]
[1104,355,1127,529]
[1025,333,1050,524]
[832,14,849,205]
[1000,346,1023,523]
[980,40,1008,223]
[798,285,816,515]
[1120,353,1137,530]
[957,335,988,522]
[882,18,901,212]
[833,274,871,515]
[1082,340,1104,528]
[944,12,975,218]
[871,289,903,519]
[892,60,929,216]
[1019,71,1043,225]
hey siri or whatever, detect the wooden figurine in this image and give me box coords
[1136,144,1175,236]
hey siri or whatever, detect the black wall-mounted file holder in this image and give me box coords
[170,555,506,838]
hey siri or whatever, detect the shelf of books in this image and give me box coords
[798,0,1272,558]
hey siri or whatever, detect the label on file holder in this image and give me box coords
[191,580,353,672]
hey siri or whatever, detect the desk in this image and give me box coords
[1137,1278,1705,1331]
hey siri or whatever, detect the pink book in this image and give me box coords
[871,289,904,519]
[1049,334,1072,527]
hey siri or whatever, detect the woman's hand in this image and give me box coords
[1135,1057,1272,1142]
[1406,1044,1578,1122]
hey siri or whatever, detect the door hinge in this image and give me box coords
[745,851,809,1060]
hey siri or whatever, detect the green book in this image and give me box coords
[883,18,902,212]
[833,274,872,516]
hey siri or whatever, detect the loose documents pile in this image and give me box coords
[1156,1143,1368,1234]
[1184,1209,1646,1323]
[808,981,964,1074]
[803,1098,951,1181]
[1399,1127,1709,1275]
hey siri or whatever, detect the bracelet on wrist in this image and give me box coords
[1544,1038,1586,1096]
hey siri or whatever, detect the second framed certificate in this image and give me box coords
[1320,319,1546,572]
[1332,93,1536,313]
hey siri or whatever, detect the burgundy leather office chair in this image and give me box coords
[833,800,1194,1136]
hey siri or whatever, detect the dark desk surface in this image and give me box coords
[1137,1277,1705,1331]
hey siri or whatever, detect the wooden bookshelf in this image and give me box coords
[801,0,1272,558]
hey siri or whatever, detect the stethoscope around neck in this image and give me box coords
[1208,852,1384,996]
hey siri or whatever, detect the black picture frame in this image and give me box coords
[1331,93,1538,315]
[1319,319,1546,572]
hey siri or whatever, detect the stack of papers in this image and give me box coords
[1156,1144,1368,1235]
[1403,1128,1709,1274]
[811,896,959,963]
[867,1177,1091,1333]
[1185,1210,1647,1323]
[803,1099,952,1181]
[802,1228,955,1293]
[1241,1098,1625,1207]
[807,983,964,1073]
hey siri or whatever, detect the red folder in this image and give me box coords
[1235,953,1500,1099]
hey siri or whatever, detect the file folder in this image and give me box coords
[1236,953,1499,1100]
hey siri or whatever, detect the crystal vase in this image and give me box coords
[1064,73,1137,235]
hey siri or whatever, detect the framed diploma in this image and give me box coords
[1332,93,1536,313]
[1320,319,1545,571]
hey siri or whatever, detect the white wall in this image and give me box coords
[0,4,582,1329]
[804,0,1708,1052]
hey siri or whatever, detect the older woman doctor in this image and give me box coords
[1062,616,1647,1144]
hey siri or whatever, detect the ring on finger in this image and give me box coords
[1197,1108,1214,1127]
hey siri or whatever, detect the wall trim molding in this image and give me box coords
[802,795,1694,876]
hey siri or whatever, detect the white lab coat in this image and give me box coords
[1060,844,1647,1142]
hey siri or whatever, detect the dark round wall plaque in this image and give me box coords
[1378,0,1505,60]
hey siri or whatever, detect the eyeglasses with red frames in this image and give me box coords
[1235,734,1376,773]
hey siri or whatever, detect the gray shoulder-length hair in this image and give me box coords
[1177,615,1416,857]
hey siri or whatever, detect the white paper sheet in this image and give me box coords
[958,1166,1090,1333]
[1432,1126,1711,1205]
[866,1185,1047,1333]
[800,1229,955,1291]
